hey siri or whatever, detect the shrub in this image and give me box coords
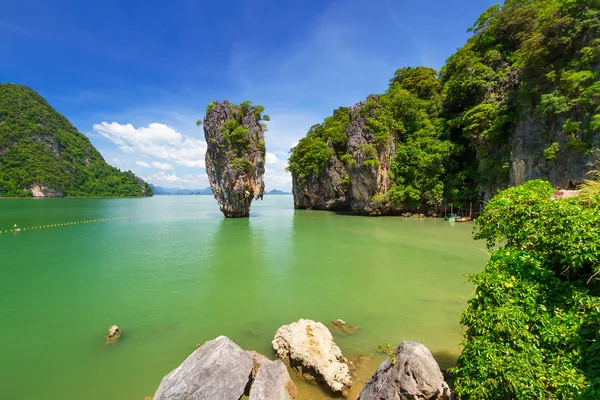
[451,180,600,399]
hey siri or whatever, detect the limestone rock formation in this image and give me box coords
[154,336,296,400]
[203,101,267,217]
[29,183,65,198]
[346,101,396,215]
[357,341,451,400]
[272,319,352,395]
[104,325,121,344]
[290,98,397,215]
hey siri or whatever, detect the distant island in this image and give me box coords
[151,184,290,196]
[0,84,152,197]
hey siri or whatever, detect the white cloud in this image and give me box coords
[152,161,173,170]
[142,171,209,189]
[93,122,207,169]
[265,152,277,164]
[135,160,151,168]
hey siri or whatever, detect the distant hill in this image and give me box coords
[0,84,153,197]
[265,189,291,195]
[151,185,212,195]
[150,185,290,196]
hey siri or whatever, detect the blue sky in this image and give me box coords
[1,0,497,190]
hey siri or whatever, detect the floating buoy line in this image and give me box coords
[0,212,186,235]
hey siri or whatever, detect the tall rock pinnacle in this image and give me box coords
[202,100,268,217]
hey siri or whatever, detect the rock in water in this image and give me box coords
[202,100,267,217]
[249,359,297,400]
[330,319,359,335]
[105,325,121,344]
[358,341,451,400]
[154,336,253,400]
[272,319,352,395]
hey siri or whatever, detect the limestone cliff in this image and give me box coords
[291,98,398,215]
[203,101,267,217]
[291,1,600,209]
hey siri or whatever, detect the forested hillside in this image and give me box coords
[0,84,153,197]
[289,0,600,214]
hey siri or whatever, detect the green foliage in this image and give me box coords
[462,103,499,140]
[322,107,350,154]
[377,343,397,366]
[591,114,600,131]
[357,144,379,168]
[371,193,388,205]
[543,142,560,161]
[390,134,453,209]
[340,153,355,168]
[0,84,151,197]
[452,180,600,399]
[206,101,216,115]
[538,90,571,115]
[565,137,591,154]
[390,67,441,100]
[562,119,581,135]
[287,136,333,185]
[206,100,268,159]
[231,157,252,172]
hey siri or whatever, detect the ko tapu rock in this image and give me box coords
[202,100,268,218]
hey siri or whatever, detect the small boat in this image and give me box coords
[444,213,458,221]
[455,216,472,222]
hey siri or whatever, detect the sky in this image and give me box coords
[1,0,497,190]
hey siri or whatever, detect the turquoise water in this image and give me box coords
[0,195,488,399]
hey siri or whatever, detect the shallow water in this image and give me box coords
[0,195,488,399]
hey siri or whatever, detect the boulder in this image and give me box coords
[272,319,352,395]
[105,325,121,344]
[249,359,296,400]
[154,336,253,400]
[357,341,451,400]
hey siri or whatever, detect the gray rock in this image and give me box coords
[273,319,352,395]
[203,101,266,217]
[250,359,296,400]
[154,336,253,400]
[358,341,451,400]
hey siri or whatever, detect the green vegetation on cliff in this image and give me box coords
[289,0,600,211]
[451,180,600,399]
[0,84,153,197]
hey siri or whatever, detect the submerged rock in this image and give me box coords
[358,341,451,400]
[154,336,253,400]
[272,319,352,395]
[203,100,267,217]
[330,319,359,335]
[154,336,295,400]
[104,325,121,344]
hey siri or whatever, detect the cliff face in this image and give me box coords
[346,102,396,215]
[203,101,266,217]
[291,154,348,210]
[0,83,153,197]
[291,1,600,210]
[291,100,397,215]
